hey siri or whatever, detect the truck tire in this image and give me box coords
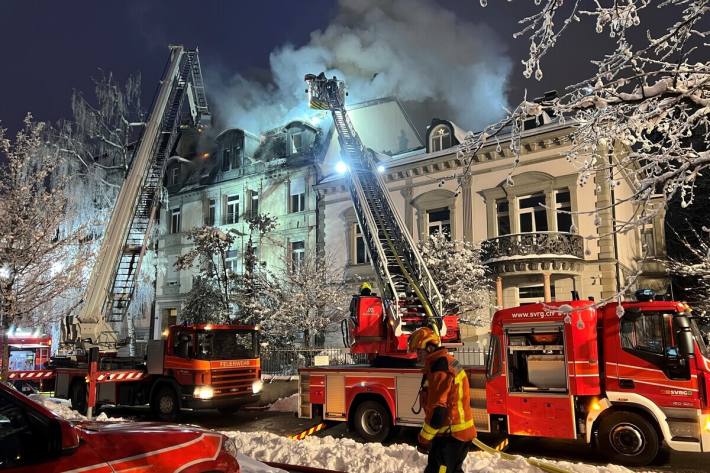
[70,380,88,415]
[598,411,659,466]
[353,400,392,443]
[151,385,179,421]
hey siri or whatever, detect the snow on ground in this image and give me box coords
[223,431,637,473]
[267,393,298,413]
[28,395,127,421]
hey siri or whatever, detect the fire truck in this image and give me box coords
[51,46,261,419]
[300,297,710,465]
[3,328,54,391]
[297,74,710,465]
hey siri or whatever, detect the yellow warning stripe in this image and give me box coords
[288,423,328,440]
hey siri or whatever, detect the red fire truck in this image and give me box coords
[53,324,262,420]
[0,381,240,472]
[299,298,710,465]
[3,329,55,391]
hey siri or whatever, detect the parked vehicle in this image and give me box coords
[0,381,240,472]
[2,329,54,392]
[53,324,262,419]
[299,297,710,465]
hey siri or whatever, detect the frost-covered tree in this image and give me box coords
[175,226,242,323]
[181,277,230,324]
[0,117,92,380]
[50,73,146,346]
[231,213,279,325]
[667,226,710,314]
[418,232,493,327]
[267,249,349,348]
[461,1,709,230]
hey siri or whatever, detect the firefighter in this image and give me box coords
[359,281,373,296]
[409,326,475,473]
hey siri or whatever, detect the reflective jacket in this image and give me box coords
[418,348,476,444]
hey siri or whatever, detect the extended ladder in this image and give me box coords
[305,73,445,338]
[74,46,211,348]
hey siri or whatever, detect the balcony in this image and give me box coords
[482,232,584,264]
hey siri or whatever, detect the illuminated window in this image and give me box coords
[430,126,452,152]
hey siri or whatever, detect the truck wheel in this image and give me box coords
[353,400,392,443]
[152,385,179,421]
[70,380,88,415]
[598,411,659,466]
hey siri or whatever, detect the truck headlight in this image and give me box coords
[252,380,263,394]
[194,385,214,399]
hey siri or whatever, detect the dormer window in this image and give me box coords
[169,166,179,185]
[430,125,451,152]
[290,132,303,154]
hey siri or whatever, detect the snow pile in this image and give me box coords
[28,395,127,422]
[29,395,87,421]
[267,393,298,413]
[223,431,634,473]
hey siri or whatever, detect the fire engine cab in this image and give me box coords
[300,297,710,465]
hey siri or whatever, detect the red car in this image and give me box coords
[0,382,240,472]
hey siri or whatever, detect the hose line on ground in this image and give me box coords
[471,438,573,473]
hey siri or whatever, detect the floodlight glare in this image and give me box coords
[376,165,385,173]
[335,161,348,174]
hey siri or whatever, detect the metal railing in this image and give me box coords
[260,346,487,374]
[481,232,584,263]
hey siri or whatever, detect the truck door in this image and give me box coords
[503,324,576,439]
[611,310,699,409]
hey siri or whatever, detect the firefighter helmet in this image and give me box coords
[359,281,373,295]
[408,327,441,352]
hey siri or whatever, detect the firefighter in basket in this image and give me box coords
[409,327,476,473]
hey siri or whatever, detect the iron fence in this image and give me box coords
[260,346,487,375]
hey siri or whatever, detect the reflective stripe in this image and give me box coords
[438,467,447,473]
[420,428,436,441]
[438,418,474,434]
[454,370,466,425]
[422,423,438,436]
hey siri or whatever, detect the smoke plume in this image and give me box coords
[207,0,512,134]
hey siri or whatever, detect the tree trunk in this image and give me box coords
[303,328,310,348]
[0,300,11,382]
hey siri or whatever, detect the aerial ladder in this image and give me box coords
[65,46,211,351]
[304,73,460,359]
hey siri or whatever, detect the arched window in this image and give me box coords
[430,125,452,152]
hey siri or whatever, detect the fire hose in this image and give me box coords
[471,437,574,473]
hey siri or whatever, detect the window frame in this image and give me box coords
[225,195,239,225]
[518,193,548,233]
[170,166,180,185]
[207,199,216,226]
[353,223,370,265]
[290,240,305,272]
[170,207,181,234]
[496,199,510,236]
[427,207,451,239]
[249,190,259,219]
[554,189,572,233]
[430,125,452,152]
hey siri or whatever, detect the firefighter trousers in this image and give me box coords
[424,436,468,473]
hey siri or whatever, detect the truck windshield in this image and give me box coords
[195,330,257,360]
[690,319,710,358]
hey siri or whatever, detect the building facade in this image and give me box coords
[319,116,669,317]
[153,98,422,341]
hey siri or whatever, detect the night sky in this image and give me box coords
[0,1,666,136]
